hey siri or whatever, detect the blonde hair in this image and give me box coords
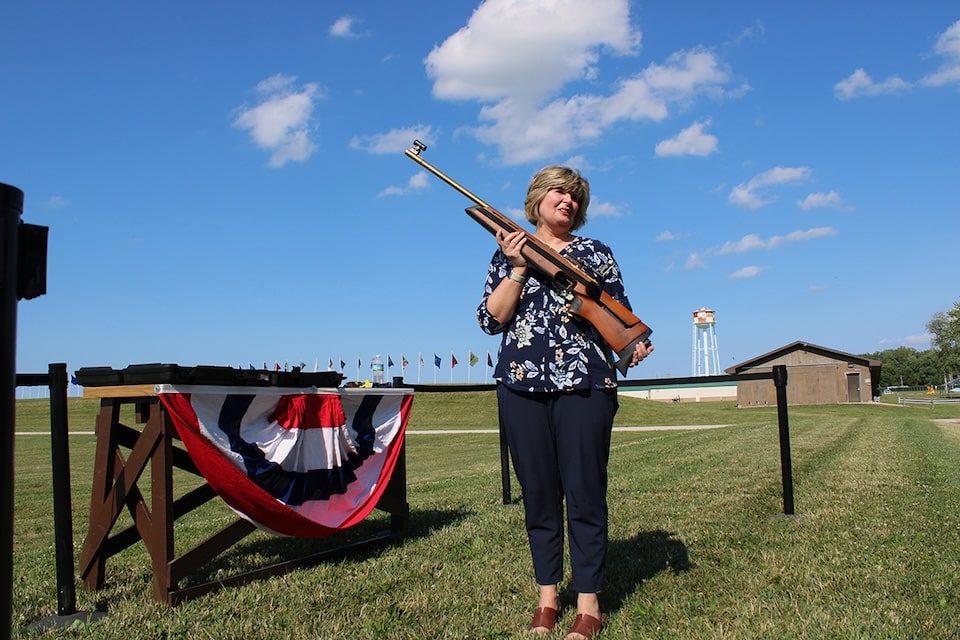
[523,166,590,231]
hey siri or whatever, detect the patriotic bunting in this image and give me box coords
[158,386,413,538]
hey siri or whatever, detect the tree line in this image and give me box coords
[859,300,960,388]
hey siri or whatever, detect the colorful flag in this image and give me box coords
[469,351,479,366]
[388,355,394,368]
[452,353,459,367]
[487,353,494,367]
[434,354,441,368]
[340,359,346,370]
[401,355,409,369]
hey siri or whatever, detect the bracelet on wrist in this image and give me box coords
[508,269,527,284]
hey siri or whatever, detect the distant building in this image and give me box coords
[725,341,882,406]
[619,378,738,403]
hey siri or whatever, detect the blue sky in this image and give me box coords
[4,1,958,384]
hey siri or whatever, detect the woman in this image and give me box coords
[477,166,652,639]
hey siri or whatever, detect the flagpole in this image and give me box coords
[467,349,471,383]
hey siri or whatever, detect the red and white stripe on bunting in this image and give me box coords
[157,385,414,538]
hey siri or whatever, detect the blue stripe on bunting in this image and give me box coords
[215,393,380,506]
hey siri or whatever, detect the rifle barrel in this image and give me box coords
[405,143,492,210]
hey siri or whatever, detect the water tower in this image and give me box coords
[692,307,720,376]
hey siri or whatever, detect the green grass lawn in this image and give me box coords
[10,394,960,639]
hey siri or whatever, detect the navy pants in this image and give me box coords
[497,384,618,594]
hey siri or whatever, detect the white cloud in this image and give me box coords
[232,74,323,167]
[797,190,851,210]
[833,20,960,99]
[655,119,718,157]
[424,0,738,164]
[728,166,811,209]
[656,230,677,241]
[688,227,836,269]
[473,48,733,164]
[46,195,69,209]
[426,0,639,102]
[730,265,765,278]
[834,68,911,100]
[727,20,766,47]
[713,227,836,255]
[351,126,436,154]
[563,154,590,171]
[588,200,622,217]
[879,333,933,348]
[379,171,431,197]
[641,49,733,100]
[920,19,960,87]
[728,184,766,209]
[330,16,367,38]
[684,252,706,269]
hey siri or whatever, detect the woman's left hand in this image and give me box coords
[631,341,654,367]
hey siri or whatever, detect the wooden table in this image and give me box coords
[78,384,412,604]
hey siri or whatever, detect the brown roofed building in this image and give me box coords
[725,341,882,407]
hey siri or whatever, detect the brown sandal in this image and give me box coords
[566,613,607,640]
[529,606,559,633]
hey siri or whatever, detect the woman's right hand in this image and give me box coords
[496,229,527,268]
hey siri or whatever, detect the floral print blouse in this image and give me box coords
[477,236,633,392]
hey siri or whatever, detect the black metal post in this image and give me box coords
[47,363,77,616]
[1,183,23,640]
[497,401,512,505]
[23,366,107,631]
[772,365,795,515]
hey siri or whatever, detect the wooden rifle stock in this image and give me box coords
[405,140,652,376]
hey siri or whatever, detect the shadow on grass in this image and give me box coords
[584,529,693,612]
[176,507,472,590]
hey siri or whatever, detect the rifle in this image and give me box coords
[404,140,652,376]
